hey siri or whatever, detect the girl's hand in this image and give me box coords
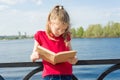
[68,56,78,64]
[31,40,41,62]
[30,52,41,62]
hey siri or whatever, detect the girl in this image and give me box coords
[31,5,78,80]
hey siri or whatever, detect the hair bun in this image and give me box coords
[55,5,63,10]
[59,6,63,9]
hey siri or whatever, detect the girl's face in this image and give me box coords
[50,20,68,37]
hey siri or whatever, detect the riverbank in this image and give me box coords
[0,35,33,40]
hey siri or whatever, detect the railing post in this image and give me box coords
[23,67,43,80]
[0,75,5,80]
[97,63,120,80]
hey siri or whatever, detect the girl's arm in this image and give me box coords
[30,40,41,62]
[67,41,78,64]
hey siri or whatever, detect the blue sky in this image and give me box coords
[0,0,120,35]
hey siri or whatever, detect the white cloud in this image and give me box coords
[68,6,120,29]
[0,0,43,5]
[32,0,42,5]
[102,8,120,21]
[0,5,9,11]
[0,8,47,35]
[0,0,26,5]
[111,8,120,17]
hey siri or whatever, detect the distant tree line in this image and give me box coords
[0,32,33,40]
[71,22,120,38]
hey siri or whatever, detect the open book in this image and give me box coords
[36,46,77,65]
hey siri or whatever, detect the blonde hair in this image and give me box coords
[46,5,71,41]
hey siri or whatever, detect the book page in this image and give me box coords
[36,46,55,64]
[54,51,77,64]
[37,46,77,65]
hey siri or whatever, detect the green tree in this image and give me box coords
[71,21,120,38]
[111,22,120,37]
[92,24,103,38]
[83,24,103,38]
[76,26,84,38]
[83,25,94,38]
[103,22,114,37]
[71,28,76,38]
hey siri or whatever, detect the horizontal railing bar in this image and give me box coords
[0,62,43,68]
[75,59,120,65]
[0,59,120,68]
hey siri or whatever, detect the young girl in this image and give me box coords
[31,5,78,80]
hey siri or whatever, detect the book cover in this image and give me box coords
[36,46,77,65]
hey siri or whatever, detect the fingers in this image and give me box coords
[30,52,41,62]
[68,57,78,64]
[73,58,78,64]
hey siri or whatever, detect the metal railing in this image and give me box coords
[0,59,120,80]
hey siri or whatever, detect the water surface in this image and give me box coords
[0,38,120,80]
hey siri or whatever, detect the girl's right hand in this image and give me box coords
[30,52,41,62]
[31,40,41,62]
